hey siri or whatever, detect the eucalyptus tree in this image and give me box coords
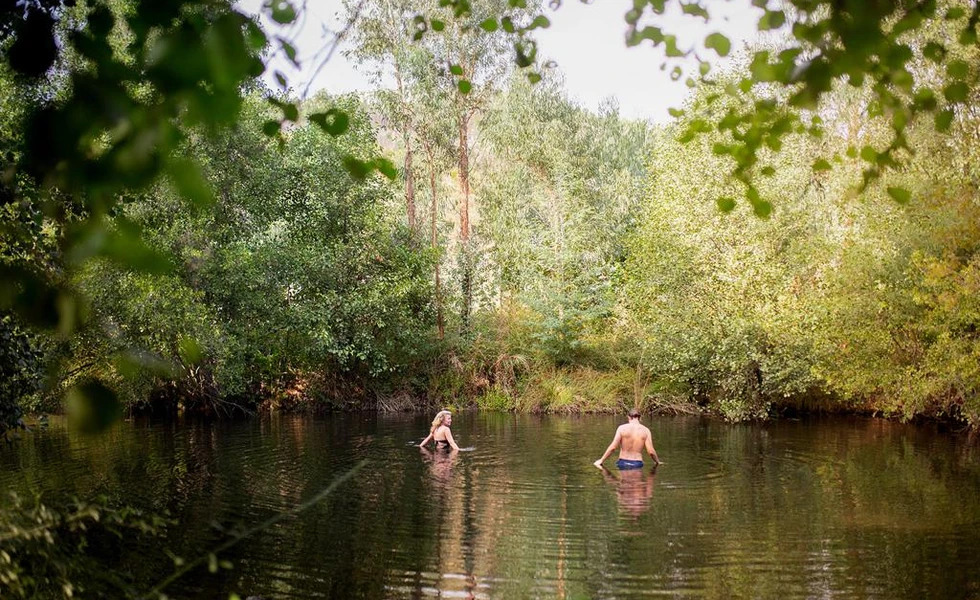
[348,0,424,232]
[415,0,523,331]
[479,74,650,364]
[405,52,458,339]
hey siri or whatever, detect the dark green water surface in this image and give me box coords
[3,413,980,599]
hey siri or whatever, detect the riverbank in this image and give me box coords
[15,364,975,430]
[127,364,971,430]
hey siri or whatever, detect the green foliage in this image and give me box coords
[478,76,649,366]
[64,94,434,411]
[623,57,980,424]
[623,0,980,210]
[0,316,41,438]
[0,492,168,598]
[2,0,980,427]
[515,367,637,413]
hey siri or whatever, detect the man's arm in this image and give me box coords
[594,428,623,467]
[645,430,662,465]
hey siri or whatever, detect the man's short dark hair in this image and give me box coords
[628,409,641,419]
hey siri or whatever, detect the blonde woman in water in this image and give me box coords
[419,410,460,450]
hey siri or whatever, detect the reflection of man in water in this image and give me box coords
[598,465,656,518]
[593,409,662,469]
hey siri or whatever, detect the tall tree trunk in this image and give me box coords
[426,143,444,339]
[393,57,415,232]
[404,127,415,231]
[458,112,472,332]
[458,114,470,243]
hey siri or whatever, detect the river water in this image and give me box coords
[2,413,979,599]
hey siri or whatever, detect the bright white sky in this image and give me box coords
[239,0,764,123]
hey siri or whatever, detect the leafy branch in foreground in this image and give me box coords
[0,0,395,425]
[142,460,367,600]
[0,492,170,599]
[622,0,980,214]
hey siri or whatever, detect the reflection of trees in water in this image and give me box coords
[420,447,480,599]
[4,415,980,598]
[557,473,568,600]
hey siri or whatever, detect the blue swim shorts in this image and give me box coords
[616,459,643,470]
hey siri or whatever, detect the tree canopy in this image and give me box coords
[2,0,980,432]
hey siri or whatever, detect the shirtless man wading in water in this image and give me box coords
[593,409,663,470]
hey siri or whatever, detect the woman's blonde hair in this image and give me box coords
[430,410,451,435]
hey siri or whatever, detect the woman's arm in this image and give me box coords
[445,428,460,451]
[419,433,433,447]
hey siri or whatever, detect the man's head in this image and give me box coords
[628,409,641,421]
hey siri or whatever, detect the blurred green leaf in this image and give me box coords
[681,3,709,20]
[269,98,300,121]
[479,18,498,32]
[115,349,179,379]
[66,379,122,434]
[528,15,551,30]
[309,109,350,136]
[458,80,472,94]
[887,186,911,204]
[946,59,969,80]
[945,7,966,19]
[759,10,785,31]
[101,219,175,274]
[922,41,946,62]
[266,0,297,24]
[280,39,299,67]
[178,336,204,365]
[812,158,832,171]
[343,156,371,180]
[704,32,731,57]
[374,158,398,179]
[935,109,955,132]
[245,21,267,50]
[716,197,736,212]
[168,159,215,208]
[943,82,969,103]
[263,120,282,136]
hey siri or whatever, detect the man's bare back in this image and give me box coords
[615,421,651,460]
[594,411,662,468]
